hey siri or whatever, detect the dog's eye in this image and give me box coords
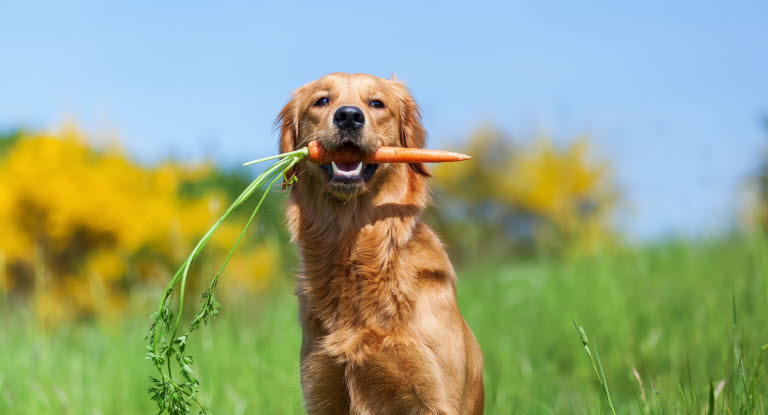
[369,100,385,109]
[313,97,329,107]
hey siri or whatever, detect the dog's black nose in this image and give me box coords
[333,106,365,130]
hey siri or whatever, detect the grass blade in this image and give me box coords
[592,340,617,415]
[571,319,616,415]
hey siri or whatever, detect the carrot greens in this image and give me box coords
[145,148,307,415]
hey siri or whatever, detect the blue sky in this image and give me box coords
[1,1,766,238]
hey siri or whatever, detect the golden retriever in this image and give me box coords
[278,72,484,414]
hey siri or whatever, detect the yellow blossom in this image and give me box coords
[0,124,278,324]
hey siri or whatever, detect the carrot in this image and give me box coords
[307,140,471,165]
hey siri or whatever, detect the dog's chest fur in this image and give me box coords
[284,166,483,414]
[285,170,433,360]
[292,202,419,336]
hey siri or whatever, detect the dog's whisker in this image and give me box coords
[350,193,358,217]
[387,163,407,182]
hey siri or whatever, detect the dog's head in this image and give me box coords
[278,73,430,201]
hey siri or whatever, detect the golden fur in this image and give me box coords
[278,73,484,414]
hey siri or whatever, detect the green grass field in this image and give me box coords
[2,235,767,414]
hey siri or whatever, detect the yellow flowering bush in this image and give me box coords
[0,125,279,325]
[745,122,768,232]
[432,126,617,256]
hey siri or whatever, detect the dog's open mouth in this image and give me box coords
[317,142,378,188]
[320,161,378,183]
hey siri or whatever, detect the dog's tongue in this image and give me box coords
[335,162,359,172]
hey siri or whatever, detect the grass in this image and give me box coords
[1,233,767,414]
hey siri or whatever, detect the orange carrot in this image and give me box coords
[307,140,471,165]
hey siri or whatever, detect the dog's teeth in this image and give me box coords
[330,161,364,177]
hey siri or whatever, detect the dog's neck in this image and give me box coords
[286,163,429,333]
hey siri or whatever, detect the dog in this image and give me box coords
[278,73,484,414]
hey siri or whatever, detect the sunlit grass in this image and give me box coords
[1,234,767,414]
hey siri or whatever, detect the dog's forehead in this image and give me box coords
[303,73,391,97]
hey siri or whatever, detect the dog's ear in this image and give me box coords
[278,95,299,153]
[277,95,300,182]
[398,87,432,177]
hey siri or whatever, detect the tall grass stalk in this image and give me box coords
[572,318,617,415]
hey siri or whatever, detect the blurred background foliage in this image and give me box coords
[0,124,287,326]
[427,126,618,261]
[3,121,768,326]
[748,117,768,232]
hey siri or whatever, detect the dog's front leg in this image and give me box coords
[300,317,350,415]
[344,349,460,415]
[301,348,350,415]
